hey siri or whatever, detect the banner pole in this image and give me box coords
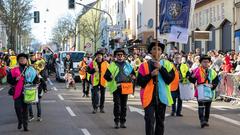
[155,0,159,91]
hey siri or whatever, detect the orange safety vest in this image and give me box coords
[90,60,109,87]
[170,64,180,92]
[139,61,173,108]
[79,60,87,80]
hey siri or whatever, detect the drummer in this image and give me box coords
[191,55,219,128]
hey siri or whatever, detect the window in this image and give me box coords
[124,20,127,29]
[140,12,142,27]
[117,1,119,13]
[128,18,130,29]
[137,14,139,28]
[122,1,124,13]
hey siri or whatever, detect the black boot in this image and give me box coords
[200,121,205,128]
[17,123,22,130]
[23,126,29,132]
[120,122,126,128]
[114,122,119,129]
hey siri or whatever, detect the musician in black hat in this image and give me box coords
[191,55,219,128]
[104,48,136,129]
[87,50,109,114]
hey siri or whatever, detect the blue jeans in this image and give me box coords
[28,100,41,117]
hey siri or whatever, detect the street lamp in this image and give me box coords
[74,0,113,52]
[75,1,113,26]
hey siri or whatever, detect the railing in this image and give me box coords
[216,72,240,103]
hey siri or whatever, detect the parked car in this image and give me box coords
[55,51,85,81]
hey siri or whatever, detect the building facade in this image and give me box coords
[184,0,237,53]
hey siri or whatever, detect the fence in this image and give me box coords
[216,72,240,101]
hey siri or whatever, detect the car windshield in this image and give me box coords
[61,52,85,62]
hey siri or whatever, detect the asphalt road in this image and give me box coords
[0,77,240,135]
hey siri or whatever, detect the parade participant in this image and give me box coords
[64,69,76,89]
[9,51,17,68]
[28,52,47,122]
[137,42,175,135]
[7,53,39,131]
[104,48,136,129]
[192,55,219,128]
[0,58,7,84]
[170,53,182,117]
[79,56,90,97]
[87,51,109,113]
[64,53,73,72]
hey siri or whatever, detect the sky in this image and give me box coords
[31,0,95,44]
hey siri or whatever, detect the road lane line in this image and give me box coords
[58,94,64,100]
[182,104,198,111]
[81,129,91,135]
[129,106,170,117]
[47,78,54,85]
[66,106,76,117]
[0,87,4,91]
[53,87,58,91]
[212,114,240,126]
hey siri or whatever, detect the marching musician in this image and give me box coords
[7,53,39,131]
[191,55,219,128]
[137,42,175,135]
[28,52,47,122]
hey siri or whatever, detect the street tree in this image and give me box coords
[51,14,79,50]
[0,0,33,51]
[82,9,102,52]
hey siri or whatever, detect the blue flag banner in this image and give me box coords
[159,0,192,34]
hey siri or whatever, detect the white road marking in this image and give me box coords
[42,100,57,103]
[53,87,58,91]
[182,104,198,111]
[129,106,144,116]
[58,94,64,100]
[0,87,5,91]
[212,106,234,111]
[129,106,170,117]
[183,104,240,126]
[47,78,53,85]
[212,114,240,126]
[81,128,91,135]
[65,106,76,117]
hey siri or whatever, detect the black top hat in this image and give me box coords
[114,48,126,56]
[17,53,28,61]
[94,50,104,56]
[148,42,165,53]
[199,55,211,63]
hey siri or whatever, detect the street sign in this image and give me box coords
[193,31,212,41]
[85,43,91,48]
[107,25,122,32]
[168,26,189,44]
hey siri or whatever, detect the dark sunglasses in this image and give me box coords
[116,53,124,56]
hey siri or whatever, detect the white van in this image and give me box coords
[55,51,86,81]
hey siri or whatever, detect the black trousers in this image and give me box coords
[14,96,28,128]
[82,79,90,95]
[29,99,41,117]
[198,101,212,123]
[91,85,106,110]
[171,90,182,115]
[144,99,166,135]
[113,87,128,124]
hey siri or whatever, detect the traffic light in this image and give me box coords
[109,40,115,49]
[34,11,40,23]
[68,0,75,9]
